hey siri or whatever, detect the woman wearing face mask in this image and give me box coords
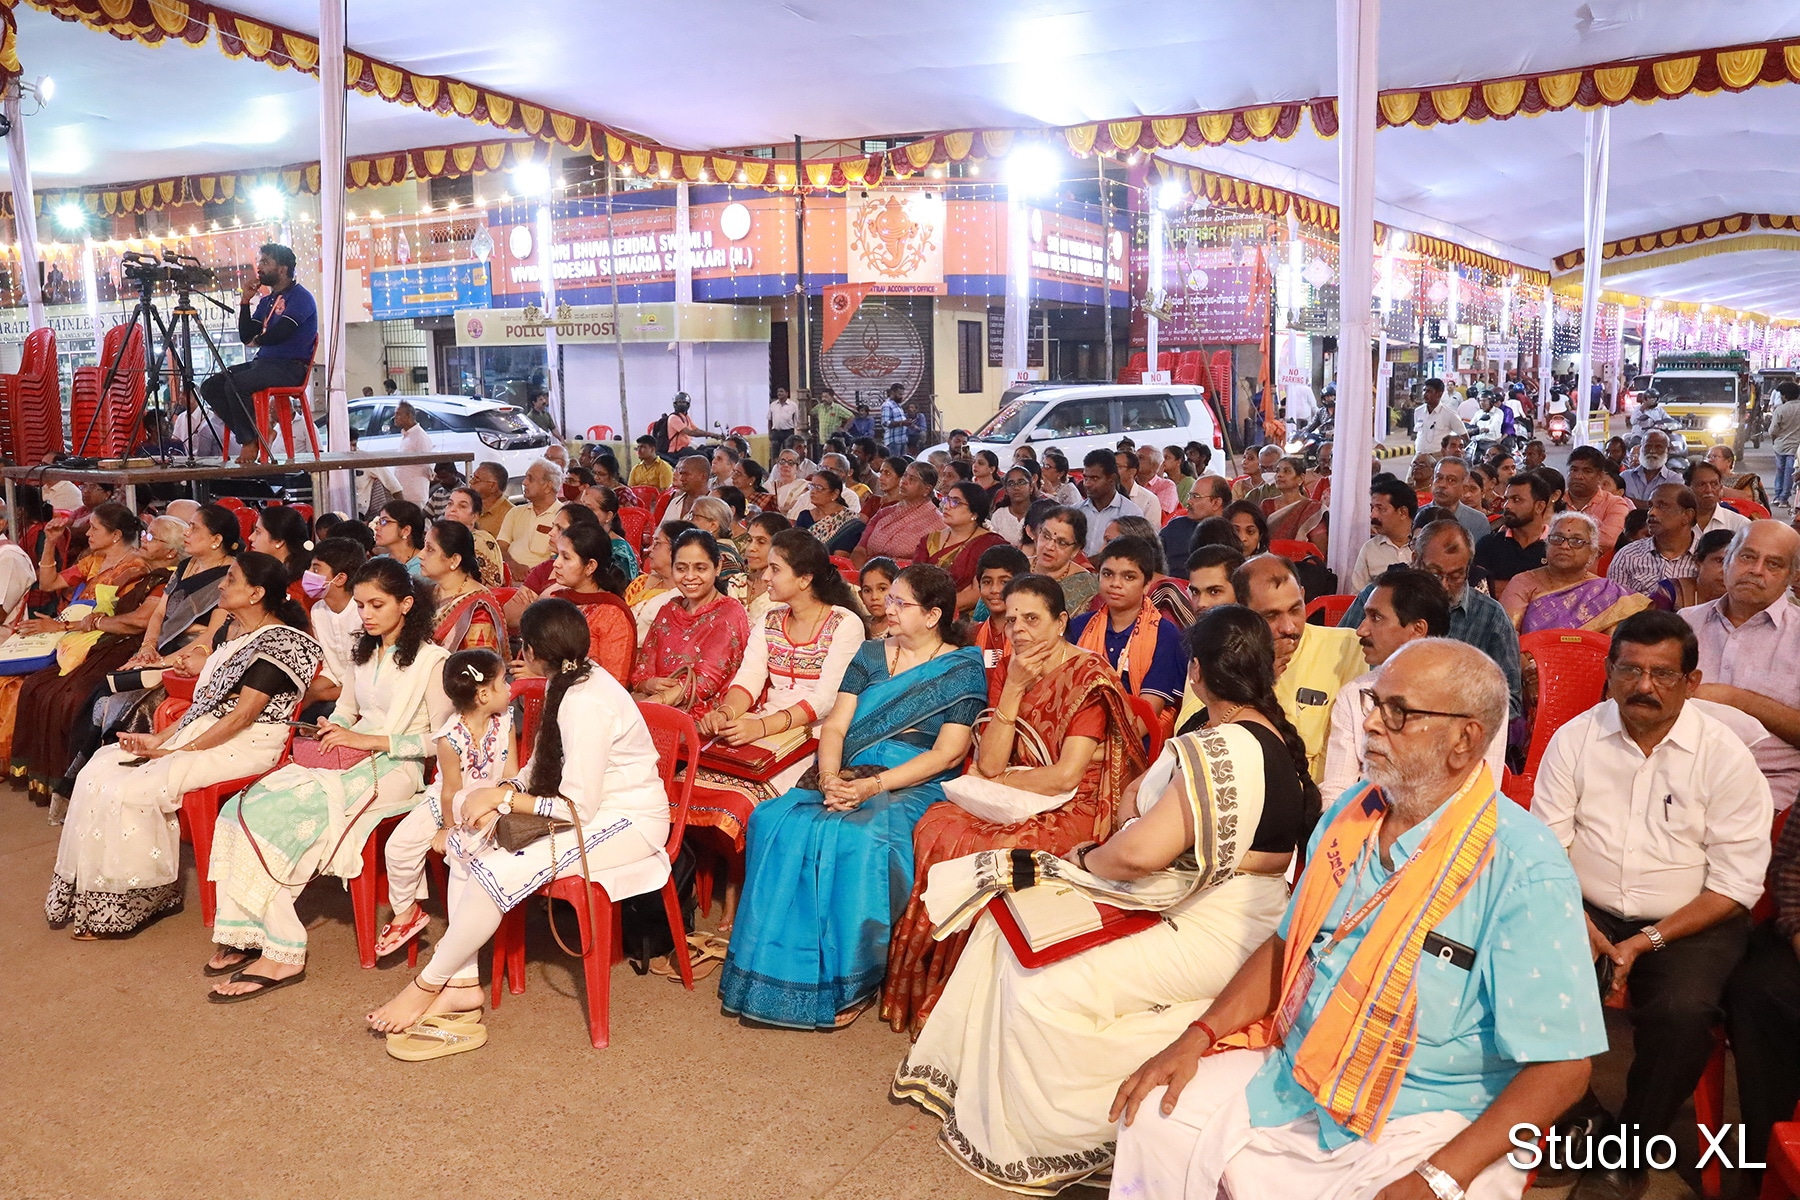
[204,559,450,999]
[46,553,322,939]
[420,520,504,654]
[882,572,1147,1035]
[442,486,505,587]
[629,529,749,717]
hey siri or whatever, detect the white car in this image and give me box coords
[326,394,557,490]
[924,383,1236,474]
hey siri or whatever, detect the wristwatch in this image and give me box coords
[1642,924,1666,952]
[1414,1159,1465,1200]
[497,788,515,817]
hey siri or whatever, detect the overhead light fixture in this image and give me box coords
[510,162,552,197]
[251,185,285,220]
[1006,144,1060,197]
[53,202,84,232]
[1156,181,1184,211]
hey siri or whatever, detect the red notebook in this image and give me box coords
[697,730,817,781]
[987,889,1161,969]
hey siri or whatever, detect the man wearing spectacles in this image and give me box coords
[1533,610,1771,1200]
[1606,483,1699,598]
[1473,474,1552,594]
[1115,638,1604,1200]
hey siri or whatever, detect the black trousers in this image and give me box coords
[1586,902,1751,1136]
[198,356,309,447]
[1726,923,1800,1164]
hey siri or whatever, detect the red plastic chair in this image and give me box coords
[615,506,649,552]
[585,424,615,442]
[291,503,314,526]
[251,386,323,462]
[2,328,63,465]
[1504,629,1610,805]
[829,554,857,574]
[233,506,258,543]
[729,425,755,437]
[1269,538,1322,563]
[624,484,662,510]
[1306,594,1356,627]
[1173,350,1204,386]
[488,700,699,1047]
[215,496,246,512]
[1124,693,1166,764]
[1731,499,1772,520]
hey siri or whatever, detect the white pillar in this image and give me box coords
[1003,191,1030,374]
[317,0,353,514]
[5,84,45,330]
[674,182,695,416]
[1575,107,1611,447]
[1538,283,1556,409]
[1146,204,1164,372]
[536,198,561,434]
[1326,0,1379,585]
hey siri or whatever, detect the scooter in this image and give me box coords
[1544,410,1571,445]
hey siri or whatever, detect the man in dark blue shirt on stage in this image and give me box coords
[200,242,317,464]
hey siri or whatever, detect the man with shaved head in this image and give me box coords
[1113,638,1603,1200]
[1176,553,1364,780]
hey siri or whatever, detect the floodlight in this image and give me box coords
[53,202,84,232]
[36,76,52,103]
[510,162,552,197]
[1156,181,1183,211]
[251,185,285,220]
[1005,144,1060,197]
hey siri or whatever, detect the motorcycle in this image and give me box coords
[1544,410,1571,445]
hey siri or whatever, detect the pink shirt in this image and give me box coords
[1569,489,1632,552]
[1682,596,1800,809]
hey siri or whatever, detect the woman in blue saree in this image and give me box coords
[719,563,986,1030]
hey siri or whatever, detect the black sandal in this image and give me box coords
[207,968,306,1003]
[202,949,262,978]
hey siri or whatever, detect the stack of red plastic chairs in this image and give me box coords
[70,325,147,459]
[2,328,64,464]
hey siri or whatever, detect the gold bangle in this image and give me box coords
[993,710,1017,725]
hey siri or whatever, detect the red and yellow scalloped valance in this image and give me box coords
[0,136,553,220]
[1149,160,1550,285]
[1553,213,1800,271]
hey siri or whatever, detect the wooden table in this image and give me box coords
[0,449,472,539]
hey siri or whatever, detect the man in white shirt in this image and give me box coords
[1685,459,1750,536]
[665,455,712,524]
[1347,477,1416,592]
[497,458,566,576]
[1533,609,1771,1200]
[1412,378,1466,456]
[1115,449,1163,528]
[170,385,223,459]
[1321,567,1503,806]
[767,388,799,448]
[1136,444,1179,517]
[390,401,434,505]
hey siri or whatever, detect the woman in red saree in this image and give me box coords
[630,528,749,719]
[421,520,503,655]
[537,521,635,686]
[913,482,1007,617]
[881,573,1146,1035]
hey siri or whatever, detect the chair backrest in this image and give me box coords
[1733,500,1772,520]
[829,554,857,573]
[1306,594,1356,627]
[1753,807,1791,923]
[234,506,258,542]
[1269,538,1321,563]
[636,700,699,858]
[615,505,649,551]
[1517,629,1611,789]
[509,676,547,763]
[730,425,755,436]
[586,424,615,442]
[627,485,663,510]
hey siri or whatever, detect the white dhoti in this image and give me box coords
[1110,1049,1530,1200]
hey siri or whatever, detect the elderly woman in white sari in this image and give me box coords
[203,557,450,1000]
[893,605,1316,1195]
[45,553,322,938]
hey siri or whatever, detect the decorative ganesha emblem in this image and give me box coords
[851,195,937,279]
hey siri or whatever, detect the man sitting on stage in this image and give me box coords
[1111,638,1604,1200]
[200,243,316,465]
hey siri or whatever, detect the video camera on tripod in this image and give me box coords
[120,250,216,291]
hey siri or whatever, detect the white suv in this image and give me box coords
[326,394,557,490]
[923,383,1235,473]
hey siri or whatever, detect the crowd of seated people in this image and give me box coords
[19,426,1800,1200]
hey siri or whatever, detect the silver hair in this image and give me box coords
[821,453,853,475]
[690,496,733,530]
[1726,520,1800,582]
[1387,637,1509,746]
[528,457,566,491]
[148,515,189,549]
[1548,509,1600,552]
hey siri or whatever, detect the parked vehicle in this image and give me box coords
[924,384,1236,475]
[319,394,556,490]
[1650,352,1751,450]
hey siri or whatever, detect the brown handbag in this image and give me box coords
[491,811,574,853]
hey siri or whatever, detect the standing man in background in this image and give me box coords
[768,387,799,450]
[201,242,316,465]
[389,401,434,505]
[881,384,910,456]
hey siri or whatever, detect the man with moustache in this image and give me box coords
[1112,639,1603,1200]
[1533,610,1770,1200]
[1321,568,1506,807]
[200,243,317,465]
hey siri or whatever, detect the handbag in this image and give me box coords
[492,811,574,853]
[698,726,816,781]
[291,735,374,771]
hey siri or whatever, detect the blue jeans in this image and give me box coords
[1776,453,1796,503]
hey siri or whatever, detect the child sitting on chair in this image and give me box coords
[374,649,516,959]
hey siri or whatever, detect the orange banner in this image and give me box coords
[822,283,874,353]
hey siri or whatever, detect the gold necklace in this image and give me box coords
[1208,702,1246,727]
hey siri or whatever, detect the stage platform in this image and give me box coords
[0,449,470,539]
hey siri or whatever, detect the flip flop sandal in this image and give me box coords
[207,968,306,1004]
[386,1014,489,1061]
[832,997,873,1029]
[373,909,431,958]
[650,941,724,981]
[202,950,262,978]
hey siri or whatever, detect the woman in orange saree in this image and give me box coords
[423,520,503,655]
[881,574,1145,1036]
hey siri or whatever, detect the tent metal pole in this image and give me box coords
[1326,0,1379,585]
[794,135,811,396]
[4,83,44,330]
[1575,106,1611,447]
[317,0,353,516]
[1100,154,1114,383]
[606,162,629,444]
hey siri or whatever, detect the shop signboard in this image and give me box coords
[1133,241,1266,343]
[371,261,491,320]
[454,301,769,346]
[847,190,945,293]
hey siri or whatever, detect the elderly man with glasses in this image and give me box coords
[1113,637,1604,1200]
[1533,610,1771,1200]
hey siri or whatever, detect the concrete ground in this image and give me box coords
[2,421,1778,1200]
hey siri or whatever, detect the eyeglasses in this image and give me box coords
[1546,534,1591,548]
[1038,531,1078,550]
[883,594,924,611]
[941,497,967,510]
[1422,565,1468,590]
[778,456,799,465]
[373,515,394,528]
[1359,689,1474,732]
[1608,663,1686,688]
[1006,477,1033,488]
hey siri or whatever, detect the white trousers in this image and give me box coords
[1110,1049,1529,1200]
[383,801,440,912]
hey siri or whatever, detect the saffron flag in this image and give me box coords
[822,283,875,353]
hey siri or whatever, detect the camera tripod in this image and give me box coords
[76,264,239,469]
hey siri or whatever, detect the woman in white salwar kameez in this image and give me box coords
[204,558,450,1000]
[364,597,670,1053]
[894,606,1317,1195]
[45,553,322,938]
